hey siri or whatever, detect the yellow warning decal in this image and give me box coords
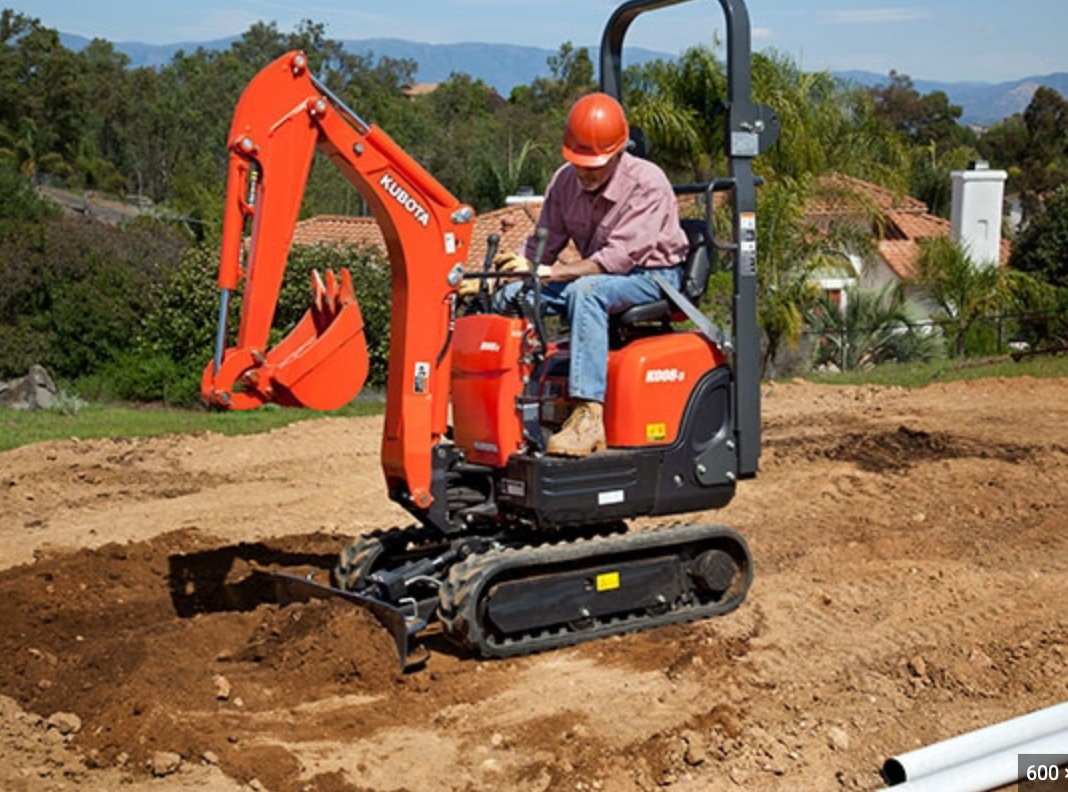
[596,571,620,592]
[647,423,667,442]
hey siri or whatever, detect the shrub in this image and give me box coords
[137,240,392,404]
[0,214,190,381]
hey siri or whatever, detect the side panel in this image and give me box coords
[605,332,726,447]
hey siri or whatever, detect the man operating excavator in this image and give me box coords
[494,91,690,458]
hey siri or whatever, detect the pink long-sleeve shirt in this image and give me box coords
[524,152,689,274]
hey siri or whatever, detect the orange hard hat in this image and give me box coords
[562,92,629,168]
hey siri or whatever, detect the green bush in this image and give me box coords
[78,349,194,405]
[281,244,392,388]
[0,213,191,381]
[137,240,393,403]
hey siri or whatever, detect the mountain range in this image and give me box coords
[60,33,1068,126]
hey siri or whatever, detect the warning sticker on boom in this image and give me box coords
[413,362,430,394]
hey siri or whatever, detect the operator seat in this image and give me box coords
[610,216,715,345]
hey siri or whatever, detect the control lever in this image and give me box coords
[479,233,500,299]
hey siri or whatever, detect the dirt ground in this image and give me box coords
[1,376,1067,792]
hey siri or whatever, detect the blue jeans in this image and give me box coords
[494,266,683,402]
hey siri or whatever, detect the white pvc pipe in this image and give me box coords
[878,730,1068,792]
[883,700,1068,784]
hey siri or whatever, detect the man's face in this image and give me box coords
[573,153,621,192]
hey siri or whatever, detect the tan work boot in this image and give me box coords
[546,400,607,457]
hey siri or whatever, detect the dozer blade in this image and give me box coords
[256,569,430,673]
[203,268,369,410]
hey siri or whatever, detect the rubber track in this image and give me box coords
[334,524,445,590]
[438,523,753,659]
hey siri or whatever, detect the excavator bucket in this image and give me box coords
[203,268,370,410]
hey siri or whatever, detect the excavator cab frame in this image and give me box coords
[601,0,779,479]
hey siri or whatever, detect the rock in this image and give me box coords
[46,712,82,736]
[682,729,707,766]
[0,365,58,411]
[213,674,232,701]
[827,726,851,752]
[147,751,182,777]
[907,655,927,679]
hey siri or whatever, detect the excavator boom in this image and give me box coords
[202,51,476,509]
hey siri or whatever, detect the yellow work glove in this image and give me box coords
[457,277,481,297]
[493,252,532,274]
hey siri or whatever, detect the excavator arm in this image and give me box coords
[202,51,476,510]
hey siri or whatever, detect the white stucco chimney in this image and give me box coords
[950,161,1007,269]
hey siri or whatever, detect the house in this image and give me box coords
[806,166,1011,316]
[401,83,439,99]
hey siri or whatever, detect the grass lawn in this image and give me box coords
[0,400,383,453]
[806,351,1068,388]
[2,353,1066,453]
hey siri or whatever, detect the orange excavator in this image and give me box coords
[201,0,779,669]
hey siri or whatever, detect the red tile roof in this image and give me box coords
[809,173,1010,280]
[808,173,929,218]
[292,215,385,251]
[292,202,579,271]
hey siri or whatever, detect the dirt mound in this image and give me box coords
[0,531,402,790]
[1,376,1067,791]
[781,423,1037,471]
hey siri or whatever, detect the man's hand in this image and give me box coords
[493,252,532,274]
[457,277,481,297]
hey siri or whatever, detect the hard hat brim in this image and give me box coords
[562,144,616,169]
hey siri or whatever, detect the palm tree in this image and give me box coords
[624,45,918,374]
[913,236,1011,357]
[624,44,723,181]
[808,282,936,371]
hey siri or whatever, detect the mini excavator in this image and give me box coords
[201,0,779,670]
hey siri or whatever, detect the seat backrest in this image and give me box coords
[611,216,716,333]
[626,126,648,159]
[678,217,714,304]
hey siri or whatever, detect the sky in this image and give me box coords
[18,1,1068,84]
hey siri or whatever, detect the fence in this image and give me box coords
[801,310,1068,371]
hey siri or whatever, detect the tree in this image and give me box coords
[623,44,723,181]
[0,12,84,181]
[515,42,595,112]
[979,87,1068,221]
[869,71,972,149]
[913,237,1010,357]
[1009,184,1068,287]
